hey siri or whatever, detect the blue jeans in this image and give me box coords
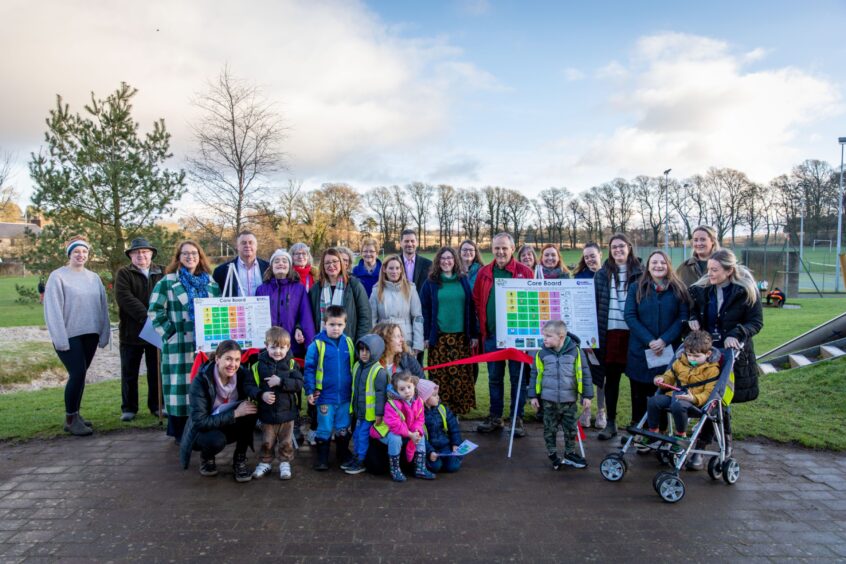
[427,449,462,473]
[485,336,528,420]
[380,432,425,457]
[353,419,373,460]
[315,402,351,441]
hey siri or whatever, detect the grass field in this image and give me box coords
[0,275,44,327]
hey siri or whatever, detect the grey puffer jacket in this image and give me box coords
[528,334,594,404]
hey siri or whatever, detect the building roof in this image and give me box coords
[0,222,42,237]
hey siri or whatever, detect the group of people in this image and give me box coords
[42,222,762,477]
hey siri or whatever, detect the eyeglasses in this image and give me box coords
[180,252,200,258]
[460,248,474,254]
[292,251,308,256]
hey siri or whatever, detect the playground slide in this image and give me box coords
[758,310,846,361]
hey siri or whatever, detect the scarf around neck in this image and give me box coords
[319,278,346,329]
[178,267,210,321]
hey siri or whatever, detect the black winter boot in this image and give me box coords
[233,453,251,483]
[335,432,352,468]
[314,439,330,471]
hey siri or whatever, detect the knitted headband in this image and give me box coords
[66,240,90,257]
[269,249,292,267]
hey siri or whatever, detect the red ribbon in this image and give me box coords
[423,347,533,372]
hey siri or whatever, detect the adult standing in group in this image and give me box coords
[595,233,642,441]
[623,250,689,437]
[255,249,316,358]
[179,340,259,482]
[369,255,424,355]
[420,247,479,414]
[458,239,484,289]
[573,242,602,280]
[687,248,763,467]
[290,242,318,292]
[517,244,539,277]
[473,233,533,437]
[44,236,111,436]
[337,247,355,276]
[212,230,269,297]
[536,244,571,279]
[677,225,720,286]
[308,248,371,342]
[149,240,220,442]
[400,229,432,294]
[571,242,607,429]
[114,237,164,422]
[352,238,382,297]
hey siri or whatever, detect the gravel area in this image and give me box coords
[0,325,133,393]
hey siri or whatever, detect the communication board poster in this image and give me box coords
[193,296,272,353]
[494,278,599,351]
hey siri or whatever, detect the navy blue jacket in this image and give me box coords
[623,277,689,383]
[424,404,462,454]
[420,276,478,347]
[351,258,381,297]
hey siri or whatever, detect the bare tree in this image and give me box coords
[671,175,709,241]
[565,199,582,248]
[0,151,16,212]
[483,186,507,239]
[539,187,570,245]
[632,175,666,246]
[582,189,604,243]
[435,184,459,246]
[743,182,765,245]
[407,182,434,248]
[459,188,484,242]
[319,183,362,245]
[391,185,410,248]
[366,186,396,247]
[189,66,285,236]
[791,159,837,240]
[502,189,532,245]
[278,178,302,246]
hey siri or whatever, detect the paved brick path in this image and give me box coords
[0,423,845,562]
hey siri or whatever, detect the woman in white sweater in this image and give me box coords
[43,236,111,436]
[369,255,424,355]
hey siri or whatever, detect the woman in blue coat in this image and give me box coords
[624,250,689,431]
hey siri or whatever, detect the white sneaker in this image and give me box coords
[279,462,292,480]
[252,462,272,479]
[578,406,592,428]
[594,409,607,430]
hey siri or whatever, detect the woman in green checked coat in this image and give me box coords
[149,240,220,442]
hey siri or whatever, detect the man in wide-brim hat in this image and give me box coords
[114,237,165,421]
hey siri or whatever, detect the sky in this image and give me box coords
[1,0,845,213]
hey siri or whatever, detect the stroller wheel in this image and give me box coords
[652,471,671,492]
[722,458,741,485]
[707,456,723,480]
[600,454,627,482]
[656,473,686,503]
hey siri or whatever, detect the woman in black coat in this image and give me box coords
[687,249,763,463]
[595,233,643,441]
[179,340,259,482]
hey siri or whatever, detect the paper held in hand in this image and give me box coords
[436,440,479,457]
[645,345,674,369]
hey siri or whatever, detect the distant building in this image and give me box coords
[0,222,42,257]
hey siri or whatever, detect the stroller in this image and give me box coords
[599,348,739,503]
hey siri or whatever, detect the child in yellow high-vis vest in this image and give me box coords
[419,379,463,474]
[528,320,593,470]
[343,334,388,475]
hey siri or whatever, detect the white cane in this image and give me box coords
[507,363,526,459]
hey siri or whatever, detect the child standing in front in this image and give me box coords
[528,320,593,469]
[343,334,388,475]
[647,331,722,443]
[418,379,463,474]
[370,371,435,482]
[304,305,355,471]
[247,327,303,480]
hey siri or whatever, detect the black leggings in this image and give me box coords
[602,362,625,423]
[55,333,99,415]
[195,415,257,460]
[629,380,658,425]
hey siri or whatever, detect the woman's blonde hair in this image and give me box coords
[694,249,758,305]
[375,255,412,301]
[690,225,720,260]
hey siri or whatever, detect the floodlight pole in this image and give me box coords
[663,169,672,254]
[837,138,846,293]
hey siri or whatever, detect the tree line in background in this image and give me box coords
[3,71,844,281]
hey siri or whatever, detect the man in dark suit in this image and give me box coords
[212,230,270,297]
[399,229,431,365]
[400,229,432,294]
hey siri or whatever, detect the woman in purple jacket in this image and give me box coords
[255,249,316,358]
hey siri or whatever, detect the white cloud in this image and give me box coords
[0,0,499,199]
[457,0,491,16]
[563,67,585,81]
[576,32,842,182]
[595,61,629,80]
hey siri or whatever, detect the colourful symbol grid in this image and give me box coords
[505,291,562,335]
[202,305,247,341]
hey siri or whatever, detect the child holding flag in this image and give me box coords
[528,320,593,469]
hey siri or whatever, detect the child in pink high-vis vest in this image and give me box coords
[370,371,435,482]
